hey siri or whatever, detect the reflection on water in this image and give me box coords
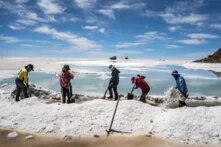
[1,65,221,97]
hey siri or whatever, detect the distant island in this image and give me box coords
[110,56,117,60]
[194,48,221,63]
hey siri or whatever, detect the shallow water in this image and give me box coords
[0,129,216,147]
[0,64,221,97]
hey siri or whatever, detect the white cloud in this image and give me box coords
[99,28,105,34]
[159,13,207,25]
[210,23,221,30]
[9,25,25,30]
[16,19,37,26]
[178,39,204,45]
[61,17,79,23]
[1,1,56,30]
[20,44,44,48]
[144,48,154,52]
[99,1,145,19]
[166,44,181,49]
[117,50,142,55]
[25,12,45,22]
[187,33,219,39]
[110,2,131,10]
[82,26,98,30]
[143,10,157,17]
[0,34,19,43]
[116,31,166,48]
[82,26,105,34]
[168,26,181,32]
[98,9,115,19]
[110,1,145,10]
[38,0,65,14]
[135,31,166,41]
[144,1,207,25]
[115,42,144,48]
[177,32,218,45]
[15,0,29,4]
[34,25,102,50]
[74,0,96,9]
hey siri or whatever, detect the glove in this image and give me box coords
[26,84,29,88]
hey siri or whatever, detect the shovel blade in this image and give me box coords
[127,93,134,100]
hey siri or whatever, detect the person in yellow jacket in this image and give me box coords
[15,64,34,102]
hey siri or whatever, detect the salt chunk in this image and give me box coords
[24,135,33,140]
[7,132,18,138]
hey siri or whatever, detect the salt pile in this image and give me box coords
[0,86,221,145]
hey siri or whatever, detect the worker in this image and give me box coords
[15,64,34,102]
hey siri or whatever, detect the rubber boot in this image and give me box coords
[179,100,186,107]
[62,98,66,103]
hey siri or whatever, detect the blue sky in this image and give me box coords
[0,0,221,59]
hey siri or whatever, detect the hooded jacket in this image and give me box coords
[110,68,120,84]
[132,76,150,93]
[60,71,74,88]
[17,67,29,86]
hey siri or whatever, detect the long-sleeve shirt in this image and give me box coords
[132,76,150,93]
[17,67,28,86]
[175,75,188,94]
[109,68,120,84]
[60,71,74,88]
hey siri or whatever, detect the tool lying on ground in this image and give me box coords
[127,85,136,100]
[106,96,132,135]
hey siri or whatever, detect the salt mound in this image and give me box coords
[0,86,221,145]
[164,87,180,99]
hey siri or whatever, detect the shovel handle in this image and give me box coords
[130,85,136,94]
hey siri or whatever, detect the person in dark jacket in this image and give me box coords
[108,65,120,100]
[171,70,188,107]
[60,65,74,104]
[15,64,34,102]
[131,75,150,103]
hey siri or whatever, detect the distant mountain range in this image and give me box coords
[194,48,221,63]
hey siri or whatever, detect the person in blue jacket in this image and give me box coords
[171,70,188,107]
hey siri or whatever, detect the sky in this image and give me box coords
[0,0,221,59]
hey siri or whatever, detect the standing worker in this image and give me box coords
[171,70,188,107]
[60,65,74,104]
[15,64,34,102]
[131,75,150,103]
[108,65,120,100]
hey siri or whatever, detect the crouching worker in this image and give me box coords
[171,70,188,107]
[15,64,34,102]
[108,65,120,101]
[60,65,74,104]
[131,75,150,103]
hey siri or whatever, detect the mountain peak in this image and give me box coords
[194,48,221,63]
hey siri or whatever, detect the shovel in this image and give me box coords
[106,96,132,136]
[106,94,121,135]
[68,82,74,103]
[127,85,136,100]
[102,88,108,99]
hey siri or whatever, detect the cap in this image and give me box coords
[171,70,179,76]
[108,64,114,69]
[63,64,70,70]
[27,64,34,71]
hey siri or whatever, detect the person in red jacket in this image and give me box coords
[60,65,74,104]
[131,75,150,103]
